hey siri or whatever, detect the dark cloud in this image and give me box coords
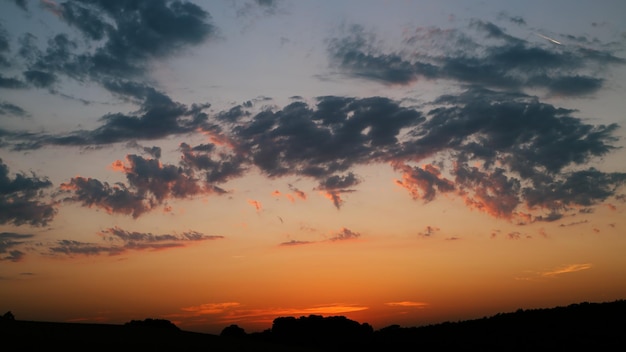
[12,83,212,149]
[0,74,26,89]
[328,21,625,96]
[280,227,361,246]
[23,70,56,88]
[0,24,11,67]
[49,227,222,256]
[60,154,224,218]
[179,142,247,184]
[0,232,35,262]
[523,168,626,210]
[279,240,313,246]
[60,176,149,218]
[0,0,217,149]
[232,96,422,182]
[329,227,360,241]
[13,0,28,11]
[100,226,223,249]
[0,159,56,226]
[56,0,216,78]
[0,101,27,117]
[5,81,620,219]
[49,239,124,256]
[125,141,162,159]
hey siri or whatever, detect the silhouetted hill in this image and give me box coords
[2,300,625,351]
[371,300,626,351]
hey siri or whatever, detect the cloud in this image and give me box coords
[328,21,625,96]
[517,263,593,281]
[272,185,307,203]
[173,302,368,326]
[49,239,125,256]
[60,154,224,218]
[0,1,217,148]
[247,199,262,212]
[56,0,216,78]
[13,84,213,149]
[417,226,440,237]
[179,142,247,184]
[541,263,592,277]
[13,0,28,11]
[317,173,360,209]
[393,162,455,202]
[329,227,361,241]
[0,101,28,117]
[384,301,429,308]
[181,302,242,315]
[0,158,56,226]
[49,227,223,257]
[0,232,35,262]
[279,240,313,246]
[52,85,624,219]
[281,227,361,247]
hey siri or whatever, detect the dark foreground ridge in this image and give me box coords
[2,300,625,351]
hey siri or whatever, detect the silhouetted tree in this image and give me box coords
[124,318,179,331]
[2,311,15,320]
[220,324,246,338]
[271,315,374,350]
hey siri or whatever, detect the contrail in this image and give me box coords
[534,32,562,45]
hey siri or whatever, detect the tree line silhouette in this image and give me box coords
[226,300,626,350]
[2,300,625,350]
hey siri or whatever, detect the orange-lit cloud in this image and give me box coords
[384,301,429,308]
[393,162,455,202]
[518,263,593,281]
[272,186,307,203]
[541,263,593,278]
[173,302,369,325]
[247,199,262,212]
[181,302,241,315]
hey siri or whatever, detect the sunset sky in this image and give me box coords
[1,0,626,334]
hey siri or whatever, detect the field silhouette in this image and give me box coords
[2,300,625,351]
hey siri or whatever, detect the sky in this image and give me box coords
[1,0,626,335]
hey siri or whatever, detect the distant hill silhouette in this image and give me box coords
[2,300,625,351]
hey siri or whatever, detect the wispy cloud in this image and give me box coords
[280,227,361,247]
[385,301,429,308]
[172,302,369,326]
[517,263,593,281]
[47,227,223,257]
[541,263,593,278]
